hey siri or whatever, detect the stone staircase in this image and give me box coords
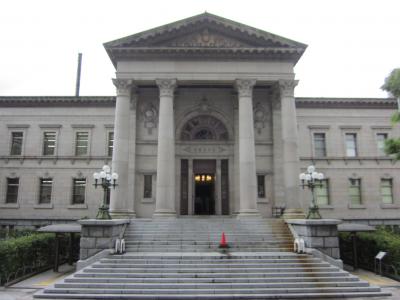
[35,217,390,299]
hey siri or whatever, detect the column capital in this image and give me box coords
[112,79,134,96]
[156,79,177,97]
[235,79,256,98]
[278,79,298,97]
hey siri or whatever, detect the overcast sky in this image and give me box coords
[0,0,399,98]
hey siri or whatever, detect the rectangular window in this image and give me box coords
[345,133,357,157]
[10,132,23,155]
[313,133,327,157]
[381,179,393,204]
[39,178,52,204]
[43,132,57,155]
[6,178,19,203]
[75,132,89,156]
[349,178,362,205]
[143,175,152,198]
[257,175,265,198]
[107,132,114,157]
[315,179,329,205]
[72,178,86,204]
[377,133,388,156]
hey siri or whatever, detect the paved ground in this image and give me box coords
[1,264,399,300]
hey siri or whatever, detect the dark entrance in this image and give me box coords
[194,174,215,215]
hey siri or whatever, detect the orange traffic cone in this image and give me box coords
[219,232,229,249]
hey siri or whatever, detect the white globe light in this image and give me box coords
[111,173,119,180]
[93,172,100,180]
[311,172,318,179]
[305,174,312,181]
[106,174,111,181]
[317,173,324,180]
[102,165,111,173]
[307,165,315,173]
[100,171,106,179]
[299,173,306,180]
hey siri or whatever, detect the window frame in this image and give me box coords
[107,131,114,157]
[380,178,394,205]
[348,178,362,205]
[38,178,53,204]
[7,125,29,156]
[5,177,19,204]
[257,174,266,199]
[74,131,90,156]
[71,178,87,205]
[344,133,358,157]
[313,132,327,158]
[315,179,330,206]
[143,174,153,199]
[308,126,330,158]
[376,132,389,157]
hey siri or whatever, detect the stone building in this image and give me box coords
[0,13,398,228]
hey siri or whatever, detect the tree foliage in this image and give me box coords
[381,68,400,98]
[381,68,400,159]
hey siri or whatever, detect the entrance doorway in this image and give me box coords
[194,174,215,215]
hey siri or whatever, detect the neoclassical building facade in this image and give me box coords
[0,13,398,227]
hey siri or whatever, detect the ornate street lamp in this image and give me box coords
[93,165,118,220]
[299,165,324,219]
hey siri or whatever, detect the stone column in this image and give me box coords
[279,80,303,218]
[236,79,260,217]
[110,79,135,218]
[154,79,177,217]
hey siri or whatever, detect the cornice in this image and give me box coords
[0,96,116,107]
[295,97,397,109]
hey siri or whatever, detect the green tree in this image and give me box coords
[381,68,400,159]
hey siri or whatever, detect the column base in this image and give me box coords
[282,208,305,219]
[110,210,136,219]
[153,209,177,218]
[236,209,261,219]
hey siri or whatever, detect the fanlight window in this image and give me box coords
[181,116,228,141]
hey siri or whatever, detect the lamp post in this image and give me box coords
[93,165,118,220]
[299,165,324,219]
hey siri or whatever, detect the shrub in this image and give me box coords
[0,233,55,285]
[339,227,400,276]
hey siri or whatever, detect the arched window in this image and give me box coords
[180,115,229,141]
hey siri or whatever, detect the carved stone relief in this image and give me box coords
[140,102,158,134]
[253,102,269,134]
[163,29,250,48]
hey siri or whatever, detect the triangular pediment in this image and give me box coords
[104,12,307,66]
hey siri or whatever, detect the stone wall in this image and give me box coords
[79,219,130,260]
[286,219,341,259]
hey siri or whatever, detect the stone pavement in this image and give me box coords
[0,264,399,300]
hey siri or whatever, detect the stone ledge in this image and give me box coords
[286,219,342,226]
[78,219,130,226]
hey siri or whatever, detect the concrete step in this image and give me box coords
[34,291,393,299]
[74,270,353,279]
[64,275,360,284]
[41,286,382,295]
[92,262,331,269]
[54,281,370,289]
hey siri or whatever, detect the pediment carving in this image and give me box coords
[159,29,251,48]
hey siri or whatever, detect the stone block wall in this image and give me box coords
[286,219,341,259]
[78,219,130,260]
